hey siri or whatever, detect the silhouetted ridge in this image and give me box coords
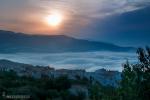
[0,30,135,53]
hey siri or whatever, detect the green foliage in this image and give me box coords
[89,83,119,100]
[0,70,87,100]
[89,47,150,100]
[55,76,71,91]
[120,47,150,100]
[89,83,102,100]
[0,70,119,100]
[60,90,86,100]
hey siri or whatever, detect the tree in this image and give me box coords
[120,47,150,100]
[89,83,102,100]
[55,76,71,91]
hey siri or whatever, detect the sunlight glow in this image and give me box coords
[45,11,63,27]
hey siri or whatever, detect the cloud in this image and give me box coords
[75,6,150,46]
[0,0,150,45]
[0,51,137,72]
[0,0,149,30]
[36,0,150,18]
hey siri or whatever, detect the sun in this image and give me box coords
[45,11,63,26]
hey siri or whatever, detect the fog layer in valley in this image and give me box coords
[0,51,137,72]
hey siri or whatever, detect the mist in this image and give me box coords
[0,51,137,72]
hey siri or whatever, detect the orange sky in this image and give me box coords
[1,0,147,35]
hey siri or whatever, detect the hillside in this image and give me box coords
[0,30,134,53]
[0,59,121,86]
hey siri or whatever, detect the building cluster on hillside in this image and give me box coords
[0,59,121,86]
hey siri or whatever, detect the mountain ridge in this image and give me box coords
[0,30,135,53]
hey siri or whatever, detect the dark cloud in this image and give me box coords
[75,6,150,47]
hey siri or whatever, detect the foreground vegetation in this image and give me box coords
[119,47,150,100]
[0,47,150,100]
[0,71,89,100]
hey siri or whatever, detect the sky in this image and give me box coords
[0,0,150,46]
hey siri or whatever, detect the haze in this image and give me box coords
[0,0,150,46]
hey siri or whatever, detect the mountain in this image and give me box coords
[0,30,134,53]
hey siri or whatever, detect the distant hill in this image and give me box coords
[0,30,135,53]
[0,59,121,86]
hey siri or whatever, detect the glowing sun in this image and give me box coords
[45,11,63,26]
